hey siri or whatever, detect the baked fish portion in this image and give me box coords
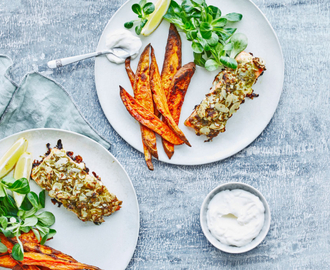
[184,52,266,141]
[31,140,122,224]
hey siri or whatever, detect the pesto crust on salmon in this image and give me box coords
[31,140,122,224]
[184,51,266,141]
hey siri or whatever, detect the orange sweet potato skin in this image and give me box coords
[162,62,196,158]
[120,86,184,145]
[13,265,41,270]
[167,62,196,122]
[161,23,182,98]
[18,231,39,244]
[21,252,101,270]
[125,57,155,169]
[0,254,17,268]
[143,142,154,170]
[0,232,100,270]
[132,45,158,159]
[150,46,191,147]
[134,44,153,110]
[15,240,77,263]
[125,57,135,88]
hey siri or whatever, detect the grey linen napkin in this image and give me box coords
[0,55,110,149]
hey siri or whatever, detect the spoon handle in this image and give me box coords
[47,51,105,69]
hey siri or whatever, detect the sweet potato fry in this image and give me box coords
[125,57,135,88]
[13,240,77,263]
[120,86,184,145]
[161,23,182,98]
[1,232,99,270]
[0,254,17,268]
[13,265,41,270]
[21,252,101,270]
[162,62,196,158]
[143,142,154,170]
[0,233,14,252]
[133,44,158,159]
[19,231,39,244]
[150,46,191,147]
[125,57,154,170]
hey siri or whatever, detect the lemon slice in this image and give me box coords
[0,137,28,178]
[13,152,33,207]
[141,0,171,36]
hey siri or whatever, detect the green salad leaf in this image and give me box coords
[0,240,8,253]
[164,0,247,71]
[124,0,155,35]
[0,177,56,261]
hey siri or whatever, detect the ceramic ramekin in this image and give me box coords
[200,182,271,253]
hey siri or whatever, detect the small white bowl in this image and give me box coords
[200,182,271,254]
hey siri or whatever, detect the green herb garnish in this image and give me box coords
[124,0,156,35]
[0,177,56,261]
[164,0,248,70]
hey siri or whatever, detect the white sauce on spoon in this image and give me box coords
[105,29,142,64]
[207,189,265,247]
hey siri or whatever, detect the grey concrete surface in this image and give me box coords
[1,0,330,269]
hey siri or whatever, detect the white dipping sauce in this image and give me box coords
[207,189,265,247]
[105,29,142,64]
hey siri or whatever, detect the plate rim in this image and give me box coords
[95,0,285,166]
[0,127,140,270]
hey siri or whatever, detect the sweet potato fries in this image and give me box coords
[133,45,158,160]
[121,24,195,169]
[150,46,191,147]
[125,57,155,170]
[161,24,182,98]
[162,62,196,158]
[0,231,100,270]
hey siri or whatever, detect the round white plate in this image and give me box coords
[0,128,139,270]
[95,0,284,165]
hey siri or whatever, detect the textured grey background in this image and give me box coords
[1,0,330,269]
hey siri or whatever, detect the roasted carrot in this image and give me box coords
[150,46,191,147]
[133,44,158,159]
[125,57,154,170]
[162,62,196,158]
[120,86,184,145]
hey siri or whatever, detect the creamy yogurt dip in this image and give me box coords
[105,29,142,64]
[206,189,265,247]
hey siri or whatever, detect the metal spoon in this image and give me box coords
[47,47,130,69]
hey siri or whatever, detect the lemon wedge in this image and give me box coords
[13,152,33,207]
[0,137,28,178]
[141,0,171,36]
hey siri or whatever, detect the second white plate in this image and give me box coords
[0,128,139,270]
[95,0,284,165]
